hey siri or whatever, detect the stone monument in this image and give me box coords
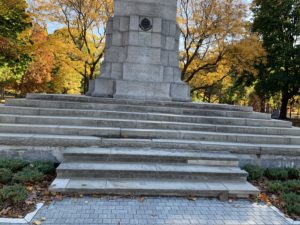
[87,0,191,101]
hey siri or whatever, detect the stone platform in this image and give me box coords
[1,94,300,197]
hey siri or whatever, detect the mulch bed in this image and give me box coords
[251,179,300,221]
[0,174,56,218]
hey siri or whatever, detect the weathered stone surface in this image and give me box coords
[171,83,191,102]
[114,80,171,101]
[92,79,114,97]
[88,0,191,101]
[123,63,163,82]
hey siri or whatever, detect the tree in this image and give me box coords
[178,0,247,83]
[48,28,83,94]
[20,24,54,94]
[0,0,32,96]
[252,0,300,119]
[0,0,31,40]
[185,33,266,103]
[178,0,266,103]
[32,0,113,93]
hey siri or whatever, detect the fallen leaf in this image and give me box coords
[138,196,145,202]
[259,193,269,203]
[187,196,197,201]
[25,200,34,205]
[0,207,11,215]
[26,186,33,192]
[32,220,42,225]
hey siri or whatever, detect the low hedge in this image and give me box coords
[243,165,300,217]
[0,168,13,184]
[0,159,28,172]
[0,184,28,204]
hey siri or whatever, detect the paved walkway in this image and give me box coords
[4,197,294,225]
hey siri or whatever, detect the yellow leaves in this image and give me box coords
[32,217,47,225]
[32,220,42,225]
[178,0,267,105]
[26,185,34,192]
[226,34,266,77]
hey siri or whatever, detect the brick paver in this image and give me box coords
[3,197,292,225]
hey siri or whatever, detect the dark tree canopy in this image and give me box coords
[252,0,300,119]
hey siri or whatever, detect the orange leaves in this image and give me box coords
[20,24,54,94]
[178,0,265,99]
[258,193,272,206]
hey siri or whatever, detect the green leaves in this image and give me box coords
[0,0,31,39]
[252,0,300,119]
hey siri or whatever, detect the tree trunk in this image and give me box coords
[260,98,265,113]
[0,87,4,100]
[83,76,89,94]
[279,94,289,120]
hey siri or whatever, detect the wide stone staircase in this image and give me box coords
[1,94,300,198]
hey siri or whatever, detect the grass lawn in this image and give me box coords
[244,165,300,220]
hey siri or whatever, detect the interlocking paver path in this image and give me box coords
[3,197,293,225]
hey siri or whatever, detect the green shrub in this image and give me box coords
[264,168,289,181]
[243,164,264,181]
[287,168,300,179]
[0,184,28,204]
[286,203,300,216]
[266,181,286,194]
[283,193,300,216]
[29,161,55,174]
[0,159,28,172]
[285,180,300,194]
[282,192,300,204]
[0,168,13,184]
[13,167,44,183]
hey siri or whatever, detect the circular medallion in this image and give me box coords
[139,18,152,32]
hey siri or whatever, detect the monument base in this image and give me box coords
[87,79,191,102]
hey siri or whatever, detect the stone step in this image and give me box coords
[63,147,239,167]
[56,162,248,181]
[101,138,300,156]
[0,111,297,135]
[0,104,270,120]
[27,93,253,112]
[0,113,291,130]
[0,123,299,145]
[5,99,270,120]
[0,133,101,147]
[0,133,299,157]
[49,178,259,198]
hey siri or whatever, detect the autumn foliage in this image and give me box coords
[21,25,54,94]
[0,0,299,117]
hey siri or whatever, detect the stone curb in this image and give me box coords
[0,203,43,224]
[269,205,300,225]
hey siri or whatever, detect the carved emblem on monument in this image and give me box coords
[139,17,152,31]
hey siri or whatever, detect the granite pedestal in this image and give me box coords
[87,0,191,101]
